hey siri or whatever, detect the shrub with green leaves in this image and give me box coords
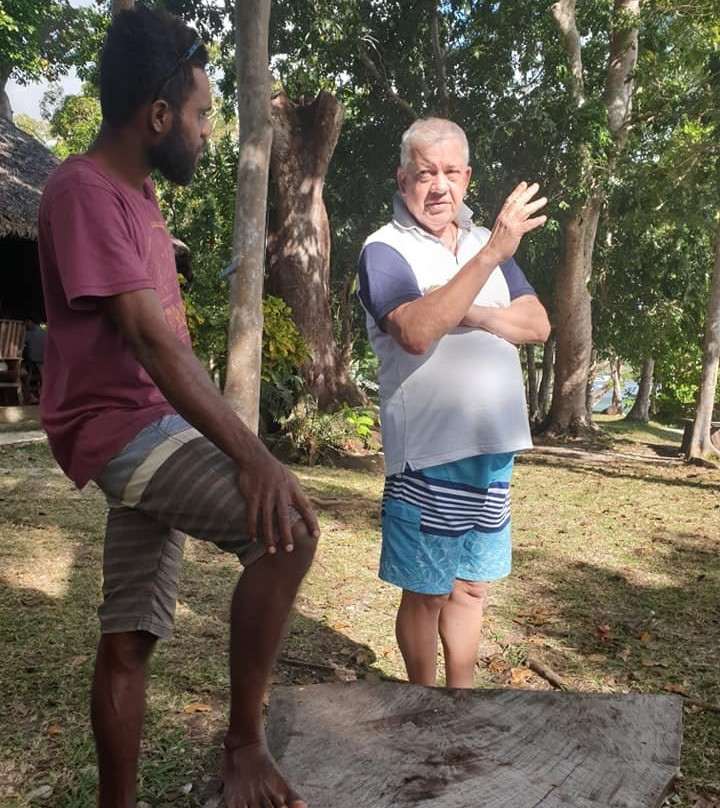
[260,295,310,432]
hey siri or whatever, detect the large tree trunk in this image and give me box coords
[543,0,639,436]
[223,0,272,431]
[686,216,720,463]
[112,0,134,14]
[267,90,365,411]
[626,357,654,422]
[546,206,601,434]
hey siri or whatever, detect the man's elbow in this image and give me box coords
[535,319,552,343]
[394,334,430,355]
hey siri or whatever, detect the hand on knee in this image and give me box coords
[289,518,318,567]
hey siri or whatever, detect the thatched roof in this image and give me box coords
[0,117,58,240]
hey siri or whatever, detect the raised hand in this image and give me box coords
[484,181,547,265]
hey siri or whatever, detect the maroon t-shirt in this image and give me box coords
[38,156,190,487]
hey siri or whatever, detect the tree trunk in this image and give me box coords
[538,336,555,418]
[525,344,540,424]
[223,0,272,432]
[112,0,134,14]
[546,205,601,435]
[626,357,654,422]
[0,70,13,121]
[543,0,639,437]
[606,356,624,415]
[267,90,365,411]
[686,215,720,463]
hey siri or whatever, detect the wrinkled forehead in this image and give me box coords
[405,135,469,167]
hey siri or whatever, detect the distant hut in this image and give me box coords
[0,117,58,322]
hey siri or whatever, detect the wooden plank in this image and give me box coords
[264,681,682,808]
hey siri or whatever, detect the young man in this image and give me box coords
[38,7,318,808]
[358,118,550,688]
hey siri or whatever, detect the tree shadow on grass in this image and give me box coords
[507,535,720,798]
[0,472,379,808]
[519,450,719,492]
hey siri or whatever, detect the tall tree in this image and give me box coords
[266,90,365,410]
[223,0,273,431]
[0,0,88,120]
[626,358,654,422]
[543,0,640,435]
[687,218,720,462]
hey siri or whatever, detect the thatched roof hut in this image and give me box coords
[0,118,192,320]
[0,117,58,240]
[0,117,58,320]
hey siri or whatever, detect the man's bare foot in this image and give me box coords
[221,740,307,808]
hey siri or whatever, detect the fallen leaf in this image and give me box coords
[183,703,212,714]
[47,724,62,735]
[640,659,668,668]
[663,683,689,695]
[587,653,607,663]
[639,631,651,644]
[487,655,507,673]
[596,623,613,644]
[510,667,533,686]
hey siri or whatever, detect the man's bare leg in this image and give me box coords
[222,519,317,808]
[91,630,157,808]
[395,589,450,686]
[438,579,487,688]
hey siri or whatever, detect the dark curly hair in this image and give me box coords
[99,4,209,128]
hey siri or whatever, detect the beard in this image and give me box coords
[148,115,198,186]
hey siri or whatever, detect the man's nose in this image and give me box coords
[432,172,450,192]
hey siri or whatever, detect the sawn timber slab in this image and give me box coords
[264,680,682,808]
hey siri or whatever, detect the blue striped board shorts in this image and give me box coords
[379,452,515,595]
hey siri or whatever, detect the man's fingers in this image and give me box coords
[293,491,320,539]
[274,497,294,552]
[521,214,548,232]
[524,196,548,215]
[246,491,260,541]
[262,493,279,554]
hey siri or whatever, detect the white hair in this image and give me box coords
[400,118,469,168]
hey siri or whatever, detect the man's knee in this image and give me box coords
[290,518,318,567]
[401,589,451,616]
[454,579,488,604]
[98,630,157,674]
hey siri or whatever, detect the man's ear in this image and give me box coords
[396,166,406,194]
[149,99,172,135]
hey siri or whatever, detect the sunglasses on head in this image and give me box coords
[152,37,203,102]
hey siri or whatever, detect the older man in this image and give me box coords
[358,118,550,688]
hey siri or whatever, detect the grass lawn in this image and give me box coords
[0,417,718,808]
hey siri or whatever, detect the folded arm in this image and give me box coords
[460,294,551,344]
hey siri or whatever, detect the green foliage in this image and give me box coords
[13,113,51,144]
[260,295,310,430]
[0,0,98,84]
[49,93,101,157]
[261,295,310,383]
[275,397,379,465]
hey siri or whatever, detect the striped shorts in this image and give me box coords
[379,453,515,595]
[94,414,273,638]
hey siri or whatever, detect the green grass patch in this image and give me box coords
[0,427,718,807]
